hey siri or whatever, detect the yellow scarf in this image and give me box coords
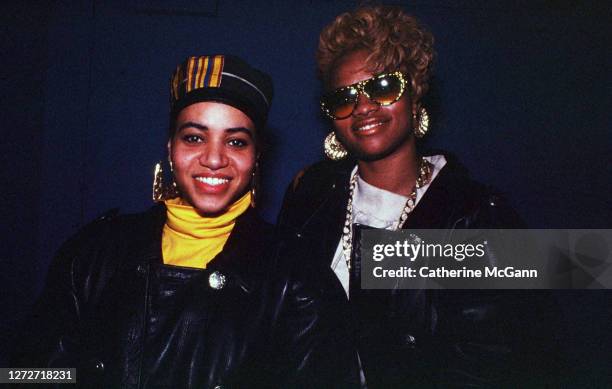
[162,192,251,268]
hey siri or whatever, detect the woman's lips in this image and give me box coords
[193,175,231,194]
[352,118,389,135]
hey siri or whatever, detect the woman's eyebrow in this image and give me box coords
[226,127,254,138]
[177,121,207,132]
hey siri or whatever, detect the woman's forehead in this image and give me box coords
[330,50,375,88]
[176,102,255,130]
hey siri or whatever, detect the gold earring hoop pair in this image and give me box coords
[152,159,259,207]
[323,108,430,160]
[152,160,180,202]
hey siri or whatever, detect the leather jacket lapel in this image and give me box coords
[301,164,353,267]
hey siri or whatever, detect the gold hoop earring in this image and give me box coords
[153,162,164,202]
[324,132,348,160]
[413,108,429,138]
[250,183,256,208]
[250,161,259,208]
[152,160,179,202]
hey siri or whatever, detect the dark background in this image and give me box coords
[1,0,610,384]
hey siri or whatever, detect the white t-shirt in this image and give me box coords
[330,155,447,296]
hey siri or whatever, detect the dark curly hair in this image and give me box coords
[317,5,435,105]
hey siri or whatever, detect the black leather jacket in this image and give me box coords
[13,205,358,388]
[277,154,562,388]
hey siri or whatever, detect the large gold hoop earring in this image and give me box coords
[152,160,179,202]
[324,131,348,160]
[413,108,429,138]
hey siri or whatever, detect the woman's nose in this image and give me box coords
[352,93,379,117]
[198,143,229,170]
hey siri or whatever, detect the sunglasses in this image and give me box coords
[320,71,408,120]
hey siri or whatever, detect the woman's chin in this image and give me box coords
[350,145,396,162]
[188,197,232,217]
[349,135,415,162]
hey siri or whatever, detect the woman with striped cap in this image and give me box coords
[14,54,358,388]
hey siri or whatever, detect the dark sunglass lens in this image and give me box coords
[366,74,403,105]
[327,88,358,119]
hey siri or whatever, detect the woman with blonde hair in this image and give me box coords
[278,5,560,388]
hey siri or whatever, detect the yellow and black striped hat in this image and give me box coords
[170,55,273,129]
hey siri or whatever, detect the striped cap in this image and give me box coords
[170,55,273,129]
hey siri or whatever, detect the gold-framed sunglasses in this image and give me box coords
[320,71,408,120]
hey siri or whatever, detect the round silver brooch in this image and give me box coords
[208,271,226,290]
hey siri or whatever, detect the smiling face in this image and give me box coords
[329,49,416,161]
[169,102,257,215]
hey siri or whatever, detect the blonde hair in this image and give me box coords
[317,5,435,104]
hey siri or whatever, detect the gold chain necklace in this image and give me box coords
[341,157,433,270]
